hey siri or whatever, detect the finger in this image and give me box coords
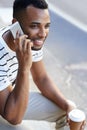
[14,38,20,50]
[22,39,31,52]
[17,35,28,48]
[66,118,70,126]
[16,31,20,39]
[27,40,33,52]
[80,121,87,130]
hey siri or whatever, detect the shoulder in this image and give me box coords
[31,60,47,80]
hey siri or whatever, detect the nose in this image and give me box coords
[38,28,47,38]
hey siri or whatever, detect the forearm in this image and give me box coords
[35,75,71,112]
[3,69,30,124]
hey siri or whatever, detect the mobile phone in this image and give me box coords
[9,21,24,39]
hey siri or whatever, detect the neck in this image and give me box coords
[2,30,15,51]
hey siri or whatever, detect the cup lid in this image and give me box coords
[69,109,86,122]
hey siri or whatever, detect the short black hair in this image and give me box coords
[13,0,48,18]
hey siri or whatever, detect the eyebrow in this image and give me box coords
[31,22,51,25]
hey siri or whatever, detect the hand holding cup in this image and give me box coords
[68,109,86,130]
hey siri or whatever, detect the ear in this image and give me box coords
[12,18,17,24]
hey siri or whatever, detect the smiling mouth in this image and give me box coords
[31,39,44,50]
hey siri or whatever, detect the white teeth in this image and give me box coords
[36,40,43,43]
[36,40,43,42]
[33,40,43,46]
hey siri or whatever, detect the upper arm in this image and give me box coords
[0,86,13,116]
[31,60,48,82]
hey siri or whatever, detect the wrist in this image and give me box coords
[66,100,76,113]
[18,67,30,74]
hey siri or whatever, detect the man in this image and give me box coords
[0,0,76,129]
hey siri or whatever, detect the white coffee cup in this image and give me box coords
[68,109,86,130]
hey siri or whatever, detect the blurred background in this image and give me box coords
[0,0,87,119]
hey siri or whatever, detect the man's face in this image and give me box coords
[20,6,50,50]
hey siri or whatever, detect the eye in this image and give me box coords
[30,24,38,29]
[45,23,50,29]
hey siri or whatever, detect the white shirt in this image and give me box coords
[0,26,43,91]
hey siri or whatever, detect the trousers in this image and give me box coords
[0,91,75,130]
[24,92,66,128]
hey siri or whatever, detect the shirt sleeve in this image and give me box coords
[0,59,11,91]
